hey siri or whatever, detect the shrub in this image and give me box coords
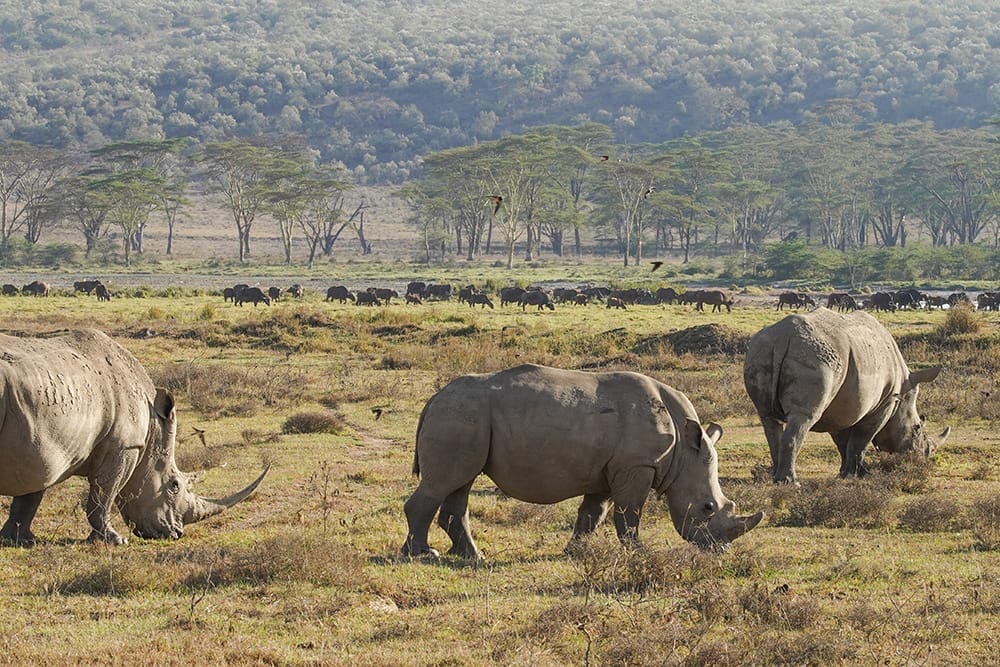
[936,304,982,337]
[898,494,961,533]
[782,478,895,528]
[282,410,345,435]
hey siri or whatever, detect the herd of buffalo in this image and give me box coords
[0,269,966,557]
[5,278,995,316]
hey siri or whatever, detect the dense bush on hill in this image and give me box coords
[0,0,996,182]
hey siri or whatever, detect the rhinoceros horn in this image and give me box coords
[183,465,270,524]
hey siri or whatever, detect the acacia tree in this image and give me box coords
[398,184,452,264]
[421,146,492,260]
[0,141,72,245]
[91,139,188,253]
[596,148,668,267]
[90,168,164,266]
[199,139,297,262]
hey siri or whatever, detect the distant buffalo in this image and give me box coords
[606,296,627,310]
[326,286,356,303]
[21,281,48,297]
[268,286,282,301]
[369,288,399,304]
[356,292,380,306]
[467,293,494,309]
[655,287,679,305]
[235,287,270,307]
[225,284,249,303]
[423,284,453,301]
[826,293,859,312]
[73,280,103,295]
[776,292,815,311]
[499,286,525,307]
[519,290,555,311]
[867,292,896,312]
[2,284,18,296]
[693,290,734,313]
[95,284,111,302]
[286,284,304,298]
[406,281,426,297]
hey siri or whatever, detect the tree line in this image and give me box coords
[1,114,995,276]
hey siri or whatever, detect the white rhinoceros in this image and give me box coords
[400,364,763,559]
[0,329,268,545]
[743,307,949,483]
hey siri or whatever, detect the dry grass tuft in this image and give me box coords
[898,494,962,533]
[935,303,982,337]
[154,362,309,417]
[971,496,1000,551]
[569,537,719,595]
[867,450,935,493]
[781,477,895,528]
[281,410,345,435]
[181,530,367,589]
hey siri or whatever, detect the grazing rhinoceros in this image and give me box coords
[743,308,949,483]
[400,364,764,559]
[0,329,268,545]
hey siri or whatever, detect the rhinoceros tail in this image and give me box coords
[411,400,433,477]
[768,335,792,419]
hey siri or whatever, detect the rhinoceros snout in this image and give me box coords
[688,510,765,550]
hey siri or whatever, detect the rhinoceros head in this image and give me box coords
[662,419,764,550]
[117,389,269,540]
[873,367,950,457]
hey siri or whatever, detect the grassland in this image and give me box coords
[0,283,997,666]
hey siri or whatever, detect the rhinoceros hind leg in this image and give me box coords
[401,489,442,557]
[438,481,481,559]
[571,494,613,540]
[773,415,816,484]
[0,491,45,547]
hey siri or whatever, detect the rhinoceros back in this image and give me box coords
[0,329,155,494]
[415,364,681,505]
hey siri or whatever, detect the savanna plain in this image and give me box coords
[1,243,999,665]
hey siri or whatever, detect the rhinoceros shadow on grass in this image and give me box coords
[743,307,950,484]
[400,364,764,560]
[0,329,268,547]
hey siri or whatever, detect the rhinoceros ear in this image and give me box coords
[153,388,175,420]
[705,422,723,445]
[909,367,942,386]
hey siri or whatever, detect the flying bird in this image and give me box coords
[191,426,207,447]
[598,155,610,162]
[650,261,664,272]
[486,195,503,216]
[643,186,655,199]
[371,406,389,420]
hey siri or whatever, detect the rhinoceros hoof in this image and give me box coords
[87,529,128,546]
[0,529,36,548]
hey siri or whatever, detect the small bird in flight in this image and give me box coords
[643,186,655,199]
[650,261,664,272]
[371,406,387,420]
[598,155,610,162]
[486,195,503,216]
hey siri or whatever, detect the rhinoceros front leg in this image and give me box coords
[611,467,656,544]
[85,485,127,545]
[0,490,45,546]
[437,480,481,559]
[833,429,874,478]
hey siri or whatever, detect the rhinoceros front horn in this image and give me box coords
[184,465,270,524]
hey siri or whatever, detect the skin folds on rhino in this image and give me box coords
[743,308,949,483]
[401,364,763,559]
[0,329,268,546]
